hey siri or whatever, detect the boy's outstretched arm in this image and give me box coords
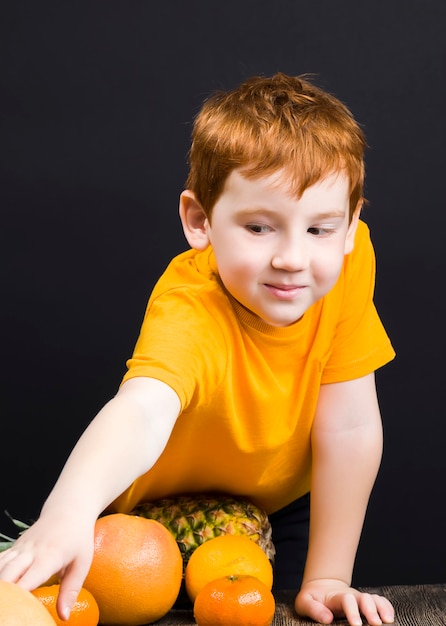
[0,377,180,620]
[295,373,395,626]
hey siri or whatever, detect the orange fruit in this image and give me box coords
[32,584,99,626]
[0,580,57,625]
[184,534,273,602]
[83,513,182,625]
[194,575,276,626]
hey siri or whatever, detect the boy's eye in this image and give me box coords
[308,226,334,236]
[246,224,272,234]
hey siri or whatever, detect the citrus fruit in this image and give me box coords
[32,584,99,626]
[83,513,182,625]
[194,575,276,626]
[0,580,57,625]
[184,534,273,602]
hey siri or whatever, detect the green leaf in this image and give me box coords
[0,511,31,551]
[4,511,30,532]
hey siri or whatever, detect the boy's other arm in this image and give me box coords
[295,373,395,626]
[0,377,180,619]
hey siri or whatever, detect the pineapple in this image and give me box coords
[131,493,275,570]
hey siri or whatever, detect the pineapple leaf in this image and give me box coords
[4,511,30,532]
[0,538,15,551]
[0,511,31,551]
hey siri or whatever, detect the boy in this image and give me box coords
[0,73,395,625]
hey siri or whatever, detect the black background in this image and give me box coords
[2,1,445,586]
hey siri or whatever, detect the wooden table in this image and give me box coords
[156,584,446,625]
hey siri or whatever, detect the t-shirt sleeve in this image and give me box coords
[121,287,227,410]
[321,221,395,384]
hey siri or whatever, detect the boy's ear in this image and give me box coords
[179,190,210,250]
[344,205,361,254]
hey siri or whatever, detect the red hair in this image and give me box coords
[186,73,366,221]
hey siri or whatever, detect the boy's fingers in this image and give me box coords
[342,592,395,626]
[56,585,80,621]
[0,549,34,585]
[295,593,334,625]
[57,561,91,620]
[367,594,395,624]
[340,593,366,625]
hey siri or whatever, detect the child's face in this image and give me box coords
[203,169,359,327]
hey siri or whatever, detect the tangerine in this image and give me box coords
[83,513,182,626]
[184,534,273,602]
[194,575,276,626]
[0,580,57,625]
[32,584,99,626]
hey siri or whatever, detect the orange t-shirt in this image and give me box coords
[112,220,395,515]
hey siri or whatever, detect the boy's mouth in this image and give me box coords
[264,283,306,300]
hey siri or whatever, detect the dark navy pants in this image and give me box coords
[269,492,310,591]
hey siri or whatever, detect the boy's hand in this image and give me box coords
[295,579,395,626]
[0,515,94,621]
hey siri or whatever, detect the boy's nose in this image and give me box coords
[271,237,309,271]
